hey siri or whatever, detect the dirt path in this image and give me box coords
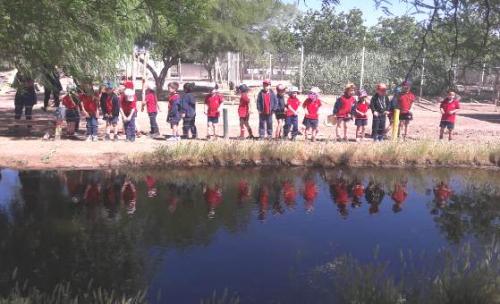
[1,91,499,169]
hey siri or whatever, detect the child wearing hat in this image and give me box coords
[120,84,137,142]
[237,84,254,139]
[61,85,81,138]
[166,82,182,141]
[397,80,416,140]
[370,83,391,141]
[333,83,356,142]
[256,80,278,139]
[204,85,224,140]
[180,82,197,139]
[354,89,369,142]
[284,86,301,140]
[275,84,287,139]
[80,83,100,141]
[439,89,460,141]
[142,85,160,137]
[100,82,120,141]
[302,87,322,142]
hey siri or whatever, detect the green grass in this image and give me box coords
[129,140,500,169]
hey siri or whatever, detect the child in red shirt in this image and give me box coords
[141,86,160,137]
[80,84,99,141]
[302,87,322,141]
[120,85,137,142]
[61,85,81,137]
[204,86,224,140]
[354,89,369,142]
[238,84,254,139]
[333,83,356,142]
[398,81,416,140]
[439,89,460,141]
[303,180,318,213]
[284,86,301,140]
[391,182,408,213]
[166,82,181,141]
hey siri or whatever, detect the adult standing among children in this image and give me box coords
[370,83,391,141]
[274,84,287,139]
[397,80,416,140]
[256,80,277,140]
[42,68,63,111]
[180,82,197,139]
[13,73,37,130]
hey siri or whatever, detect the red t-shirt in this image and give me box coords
[263,92,271,115]
[355,102,369,119]
[286,96,301,117]
[333,183,349,205]
[336,95,356,118]
[205,94,224,118]
[238,93,250,118]
[352,184,365,198]
[104,95,114,114]
[81,94,98,116]
[121,94,137,116]
[168,93,179,111]
[283,181,296,205]
[304,181,318,203]
[303,98,322,119]
[146,176,156,189]
[399,92,415,113]
[392,185,407,204]
[205,187,222,208]
[238,180,250,201]
[122,184,137,203]
[435,185,452,202]
[62,95,78,110]
[440,99,460,123]
[145,92,158,113]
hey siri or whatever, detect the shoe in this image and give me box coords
[92,136,98,142]
[86,136,92,142]
[114,135,119,141]
[104,134,110,141]
[166,137,178,142]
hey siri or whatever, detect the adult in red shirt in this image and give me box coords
[120,87,137,142]
[354,89,370,142]
[204,86,224,140]
[397,81,416,140]
[284,86,301,140]
[80,83,99,141]
[439,89,460,141]
[238,84,254,139]
[302,87,322,141]
[333,83,356,141]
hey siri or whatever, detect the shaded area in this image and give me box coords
[459,113,500,124]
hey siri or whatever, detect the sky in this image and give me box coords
[285,0,427,26]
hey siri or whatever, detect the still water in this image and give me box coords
[0,168,498,303]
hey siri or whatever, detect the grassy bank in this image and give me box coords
[129,140,500,169]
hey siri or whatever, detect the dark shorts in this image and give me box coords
[167,116,180,125]
[337,116,352,122]
[400,112,413,121]
[208,116,219,124]
[239,117,249,124]
[355,119,368,127]
[440,121,455,130]
[65,109,79,123]
[275,112,286,120]
[303,118,319,129]
[104,116,119,125]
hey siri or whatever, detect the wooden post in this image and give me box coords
[392,109,400,141]
[223,108,229,139]
[299,45,304,93]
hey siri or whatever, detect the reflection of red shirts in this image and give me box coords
[352,183,365,199]
[303,98,322,119]
[435,184,452,202]
[399,92,415,113]
[204,186,222,208]
[283,181,296,205]
[85,184,100,204]
[62,95,78,110]
[146,176,156,190]
[81,94,98,116]
[303,181,318,203]
[238,93,250,118]
[145,92,158,113]
[120,94,137,116]
[67,177,81,197]
[336,95,356,118]
[259,187,269,207]
[205,94,224,118]
[106,185,116,204]
[122,183,137,203]
[333,183,349,205]
[355,102,369,119]
[286,96,301,117]
[440,99,460,123]
[391,184,407,204]
[263,92,271,115]
[238,180,250,201]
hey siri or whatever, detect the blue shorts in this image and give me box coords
[355,119,368,127]
[440,121,455,130]
[65,109,79,123]
[303,118,318,129]
[208,116,219,124]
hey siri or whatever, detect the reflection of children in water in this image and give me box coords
[103,170,122,218]
[203,184,222,219]
[84,174,101,205]
[431,182,452,215]
[303,179,318,213]
[391,182,408,213]
[121,178,137,215]
[238,180,251,204]
[282,181,297,209]
[365,181,385,215]
[330,178,349,218]
[62,171,85,204]
[146,175,157,198]
[258,186,270,221]
[351,180,365,209]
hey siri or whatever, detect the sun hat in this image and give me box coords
[289,86,299,93]
[276,84,286,92]
[310,87,321,94]
[263,79,271,86]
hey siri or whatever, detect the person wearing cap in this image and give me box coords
[302,87,322,142]
[439,89,460,141]
[237,84,254,139]
[180,82,197,139]
[397,80,416,140]
[354,89,370,142]
[166,82,182,141]
[370,83,391,141]
[79,83,100,141]
[119,85,137,142]
[274,84,287,139]
[256,80,278,139]
[61,85,81,137]
[333,83,357,142]
[142,84,161,138]
[204,85,224,140]
[100,82,120,141]
[284,86,301,140]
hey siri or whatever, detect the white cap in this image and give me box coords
[289,86,299,92]
[310,87,321,94]
[125,88,135,101]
